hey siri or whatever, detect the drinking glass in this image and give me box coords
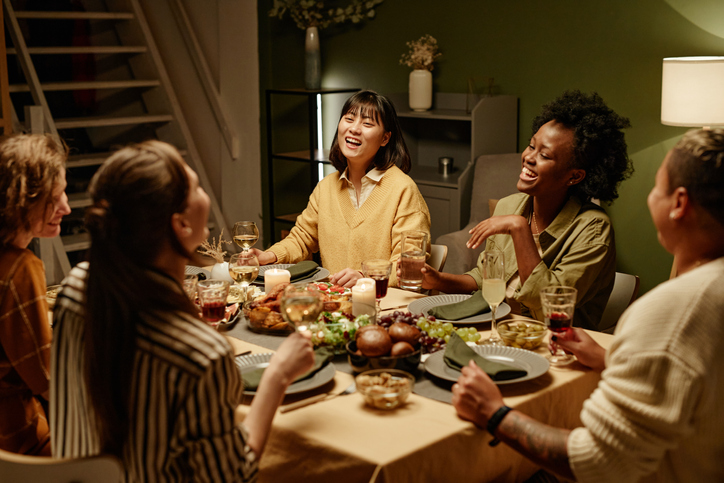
[229,252,260,301]
[183,273,198,300]
[540,286,577,366]
[362,259,392,313]
[399,230,428,292]
[233,221,259,252]
[479,250,505,346]
[197,279,231,329]
[280,283,323,332]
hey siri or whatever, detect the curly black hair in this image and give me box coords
[531,90,633,203]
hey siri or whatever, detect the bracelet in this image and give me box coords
[486,405,513,447]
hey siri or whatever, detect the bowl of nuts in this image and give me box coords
[355,369,415,410]
[497,318,547,350]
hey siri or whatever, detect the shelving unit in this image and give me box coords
[265,87,359,243]
[389,93,518,241]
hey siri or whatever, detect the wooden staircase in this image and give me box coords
[3,0,228,283]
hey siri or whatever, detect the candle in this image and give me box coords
[264,268,290,294]
[352,278,376,317]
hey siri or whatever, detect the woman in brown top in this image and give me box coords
[0,134,70,455]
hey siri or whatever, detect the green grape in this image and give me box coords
[470,332,481,342]
[420,321,431,332]
[444,334,451,343]
[442,322,453,334]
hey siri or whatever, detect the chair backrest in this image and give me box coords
[429,244,448,272]
[0,448,123,483]
[468,153,521,225]
[599,272,640,334]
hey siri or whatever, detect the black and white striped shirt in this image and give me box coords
[50,262,257,482]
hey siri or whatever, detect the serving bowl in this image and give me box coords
[355,369,415,410]
[497,318,547,350]
[346,340,421,373]
[310,303,376,354]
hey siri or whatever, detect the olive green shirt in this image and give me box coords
[466,193,615,331]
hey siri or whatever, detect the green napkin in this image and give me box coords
[288,261,321,282]
[444,332,527,381]
[242,347,333,391]
[428,291,490,321]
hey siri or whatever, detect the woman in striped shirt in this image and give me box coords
[50,141,314,482]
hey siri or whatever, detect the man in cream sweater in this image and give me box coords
[451,128,724,482]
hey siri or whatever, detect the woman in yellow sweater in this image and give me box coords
[254,90,431,288]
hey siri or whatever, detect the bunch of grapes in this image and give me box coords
[377,311,481,354]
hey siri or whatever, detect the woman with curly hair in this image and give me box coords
[0,134,70,455]
[419,90,632,331]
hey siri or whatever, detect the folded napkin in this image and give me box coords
[443,333,527,381]
[288,261,321,282]
[242,347,333,391]
[428,291,490,321]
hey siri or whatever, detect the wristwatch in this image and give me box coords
[486,405,513,447]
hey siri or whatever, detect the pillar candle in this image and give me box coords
[352,278,376,316]
[264,268,290,294]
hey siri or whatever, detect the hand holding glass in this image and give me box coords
[233,221,259,252]
[540,286,577,365]
[280,283,323,332]
[479,250,505,346]
[197,279,231,329]
[362,259,392,313]
[399,230,428,292]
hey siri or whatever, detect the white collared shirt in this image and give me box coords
[339,167,386,209]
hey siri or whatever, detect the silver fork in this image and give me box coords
[280,382,356,413]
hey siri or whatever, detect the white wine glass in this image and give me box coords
[229,252,260,301]
[280,283,323,332]
[479,250,505,346]
[233,221,259,253]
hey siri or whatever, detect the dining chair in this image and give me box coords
[0,448,123,483]
[598,272,640,334]
[429,244,448,273]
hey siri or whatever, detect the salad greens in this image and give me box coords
[309,311,372,354]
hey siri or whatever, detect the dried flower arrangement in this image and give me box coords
[197,228,231,263]
[399,34,442,72]
[269,0,383,30]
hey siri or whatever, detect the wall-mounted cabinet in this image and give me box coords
[388,93,518,242]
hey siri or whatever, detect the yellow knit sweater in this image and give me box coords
[268,165,430,286]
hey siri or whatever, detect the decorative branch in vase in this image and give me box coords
[197,229,234,282]
[400,34,442,112]
[269,0,384,89]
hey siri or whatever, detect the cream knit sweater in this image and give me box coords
[268,165,430,286]
[568,257,724,482]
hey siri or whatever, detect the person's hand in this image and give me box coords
[329,268,363,288]
[268,331,314,385]
[467,215,528,250]
[451,361,505,429]
[550,327,606,372]
[250,248,277,266]
[395,261,441,291]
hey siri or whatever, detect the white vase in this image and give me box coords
[408,69,432,111]
[210,262,234,283]
[305,26,321,90]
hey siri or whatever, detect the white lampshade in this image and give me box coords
[661,56,724,127]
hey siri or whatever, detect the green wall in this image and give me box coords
[258,0,724,294]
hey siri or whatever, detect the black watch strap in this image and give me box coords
[486,405,513,447]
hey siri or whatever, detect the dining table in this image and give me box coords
[222,287,613,483]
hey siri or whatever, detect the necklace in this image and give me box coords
[532,211,540,235]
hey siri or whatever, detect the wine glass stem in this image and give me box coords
[376,298,381,315]
[490,305,499,339]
